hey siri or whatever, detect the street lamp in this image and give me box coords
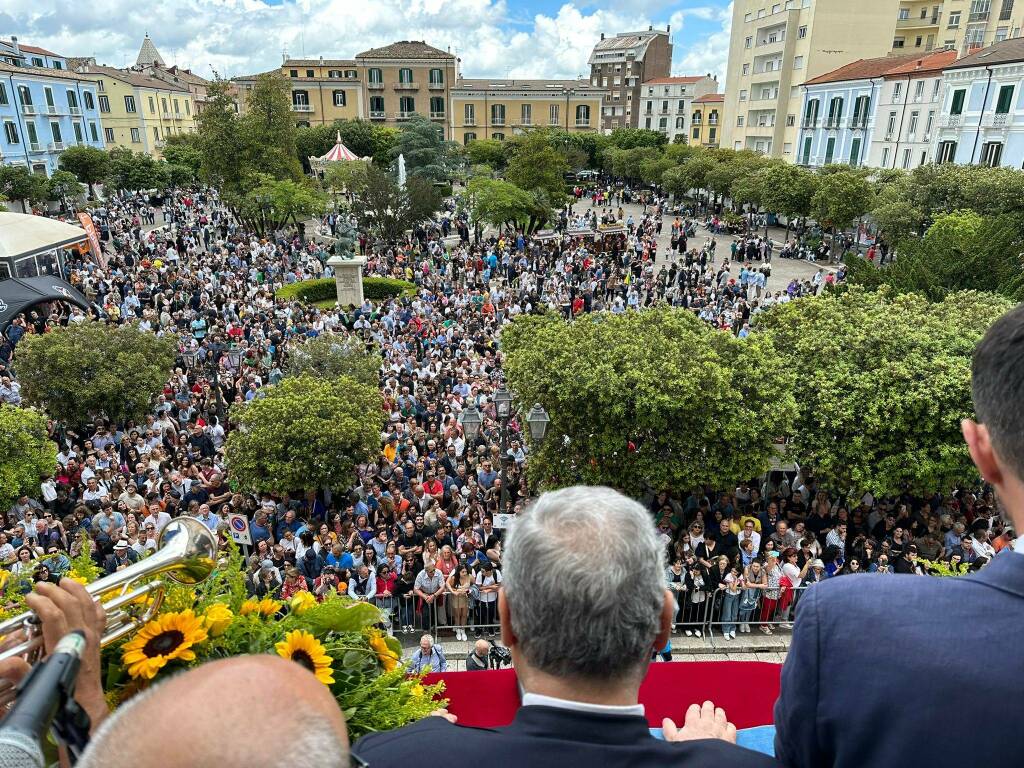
[525,404,550,442]
[458,402,482,442]
[493,385,513,420]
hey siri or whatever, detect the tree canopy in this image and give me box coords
[502,308,795,496]
[225,375,382,494]
[756,288,1012,495]
[58,145,110,198]
[0,405,57,511]
[285,335,380,387]
[392,116,455,182]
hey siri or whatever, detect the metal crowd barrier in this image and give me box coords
[676,584,809,649]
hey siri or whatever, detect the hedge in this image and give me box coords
[276,277,417,305]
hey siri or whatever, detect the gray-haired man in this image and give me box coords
[354,485,777,768]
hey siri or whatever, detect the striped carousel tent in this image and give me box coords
[309,132,367,172]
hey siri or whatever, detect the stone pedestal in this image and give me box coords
[326,255,366,308]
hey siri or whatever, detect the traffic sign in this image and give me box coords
[228,513,252,545]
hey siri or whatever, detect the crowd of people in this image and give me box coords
[0,180,988,661]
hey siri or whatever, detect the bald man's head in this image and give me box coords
[79,655,348,768]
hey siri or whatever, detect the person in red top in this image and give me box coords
[422,471,443,503]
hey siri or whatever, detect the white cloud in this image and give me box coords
[670,2,732,82]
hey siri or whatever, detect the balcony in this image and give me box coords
[45,105,59,114]
[69,106,81,115]
[393,82,419,90]
[575,119,591,127]
[984,113,1011,128]
[430,111,446,120]
[491,119,505,127]
[849,118,868,130]
[896,14,940,28]
[801,119,818,129]
[28,142,43,153]
[48,141,64,150]
[823,119,843,129]
[291,103,314,112]
[369,110,386,120]
[397,111,415,120]
[942,114,962,128]
[692,119,702,126]
[367,81,384,90]
[162,111,174,120]
[21,104,36,114]
[755,34,786,49]
[464,119,476,126]
[968,11,989,21]
[708,118,718,126]
[427,80,445,90]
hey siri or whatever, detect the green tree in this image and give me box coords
[47,170,85,212]
[503,131,569,231]
[166,163,197,189]
[756,288,1012,495]
[236,174,327,237]
[0,405,57,511]
[348,164,417,241]
[502,308,795,496]
[754,163,817,236]
[393,116,454,182]
[161,134,203,176]
[466,177,535,231]
[237,73,303,183]
[286,335,380,387]
[464,138,506,170]
[606,127,668,150]
[57,145,110,198]
[15,322,177,428]
[225,375,382,494]
[0,165,50,209]
[105,147,168,192]
[810,169,873,247]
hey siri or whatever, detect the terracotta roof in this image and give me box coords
[355,41,453,60]
[946,37,1024,69]
[0,61,98,83]
[78,64,191,92]
[882,49,958,78]
[693,93,724,103]
[801,54,918,86]
[643,76,706,85]
[18,43,62,57]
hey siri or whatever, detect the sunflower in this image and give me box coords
[121,610,208,680]
[289,591,317,616]
[275,630,334,684]
[240,598,282,618]
[203,603,234,637]
[368,630,400,672]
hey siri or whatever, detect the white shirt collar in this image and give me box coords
[521,692,644,717]
[1013,537,1024,555]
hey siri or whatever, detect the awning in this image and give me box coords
[309,132,368,170]
[0,212,88,260]
[598,225,627,235]
[533,229,559,241]
[0,277,92,333]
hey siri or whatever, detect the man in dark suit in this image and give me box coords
[775,304,1024,768]
[354,486,777,768]
[103,539,139,575]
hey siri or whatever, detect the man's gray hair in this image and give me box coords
[504,485,666,682]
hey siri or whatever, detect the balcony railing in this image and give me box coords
[801,119,818,128]
[45,105,58,114]
[824,119,843,129]
[849,117,868,129]
[984,113,1010,128]
[69,106,81,115]
[943,114,962,128]
[575,119,590,127]
[369,110,386,119]
[428,80,445,90]
[397,111,415,120]
[709,118,718,125]
[291,104,314,112]
[430,111,446,120]
[756,34,785,47]
[491,118,505,126]
[48,141,64,150]
[968,11,989,21]
[464,119,476,126]
[393,82,419,90]
[28,142,43,152]
[367,81,384,90]
[21,104,36,114]
[896,14,940,27]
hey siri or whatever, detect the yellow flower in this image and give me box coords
[66,575,88,586]
[368,631,400,672]
[240,598,282,617]
[121,610,208,680]
[275,629,335,685]
[290,591,317,615]
[411,684,425,697]
[203,603,234,637]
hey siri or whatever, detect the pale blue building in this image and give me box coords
[0,38,105,177]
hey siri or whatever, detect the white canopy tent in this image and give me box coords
[0,212,88,280]
[309,132,370,173]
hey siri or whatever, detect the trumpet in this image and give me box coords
[0,517,218,664]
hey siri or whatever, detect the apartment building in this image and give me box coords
[588,28,672,131]
[891,0,1024,56]
[932,37,1024,167]
[691,93,726,146]
[449,79,603,143]
[355,41,458,139]
[74,64,195,157]
[280,58,363,126]
[0,38,105,176]
[638,75,719,142]
[868,50,956,168]
[723,0,900,159]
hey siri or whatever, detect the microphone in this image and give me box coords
[0,631,88,768]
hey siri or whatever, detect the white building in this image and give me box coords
[638,75,719,142]
[868,50,956,169]
[932,37,1024,168]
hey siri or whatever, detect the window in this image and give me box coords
[520,103,531,124]
[827,97,844,126]
[161,98,168,113]
[745,11,753,21]
[969,0,991,21]
[982,141,1003,166]
[645,117,652,129]
[575,104,591,125]
[1000,0,1014,18]
[124,95,136,112]
[289,69,298,77]
[66,90,77,109]
[824,137,835,164]
[739,89,748,101]
[937,140,956,163]
[333,90,346,107]
[185,101,191,115]
[26,122,37,145]
[3,122,17,144]
[0,84,6,105]
[50,121,62,144]
[893,38,905,48]
[53,60,62,69]
[899,7,911,19]
[920,150,927,166]
[996,26,1009,41]
[89,122,98,142]
[925,110,934,135]
[908,111,919,135]
[148,96,155,113]
[429,68,444,86]
[173,98,179,113]
[804,98,819,126]
[83,91,94,110]
[368,68,383,84]
[914,80,925,100]
[329,70,342,78]
[933,79,941,99]
[852,95,870,127]
[893,82,903,102]
[44,89,56,108]
[306,69,314,78]
[658,116,668,129]
[104,127,114,142]
[915,36,923,47]
[345,70,357,79]
[399,96,415,115]
[491,103,505,125]
[948,10,961,25]
[463,132,476,144]
[996,84,1014,113]
[745,36,752,48]
[292,90,309,107]
[801,135,812,164]
[793,56,804,69]
[798,25,807,38]
[32,56,44,67]
[492,132,504,141]
[549,104,560,125]
[693,126,701,139]
[73,122,83,143]
[464,103,475,124]
[882,147,890,166]
[743,63,750,75]
[153,126,160,140]
[887,111,897,136]
[786,113,796,126]
[849,137,861,166]
[950,88,965,114]
[430,96,445,117]
[737,115,744,126]
[399,68,414,84]
[98,95,110,112]
[902,148,912,169]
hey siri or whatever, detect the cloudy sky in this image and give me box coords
[2,0,733,84]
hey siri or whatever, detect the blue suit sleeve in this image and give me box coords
[773,583,823,768]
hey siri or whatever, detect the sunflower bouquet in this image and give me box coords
[98,545,443,738]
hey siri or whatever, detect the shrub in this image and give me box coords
[275,277,417,305]
[362,277,417,300]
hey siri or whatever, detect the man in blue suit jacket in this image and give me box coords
[355,486,778,768]
[775,303,1024,768]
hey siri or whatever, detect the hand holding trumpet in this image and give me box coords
[0,578,109,732]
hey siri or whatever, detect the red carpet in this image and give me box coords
[423,661,781,729]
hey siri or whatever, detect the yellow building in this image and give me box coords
[73,64,195,157]
[280,58,363,126]
[723,0,903,159]
[449,79,604,144]
[690,93,725,147]
[892,0,1024,55]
